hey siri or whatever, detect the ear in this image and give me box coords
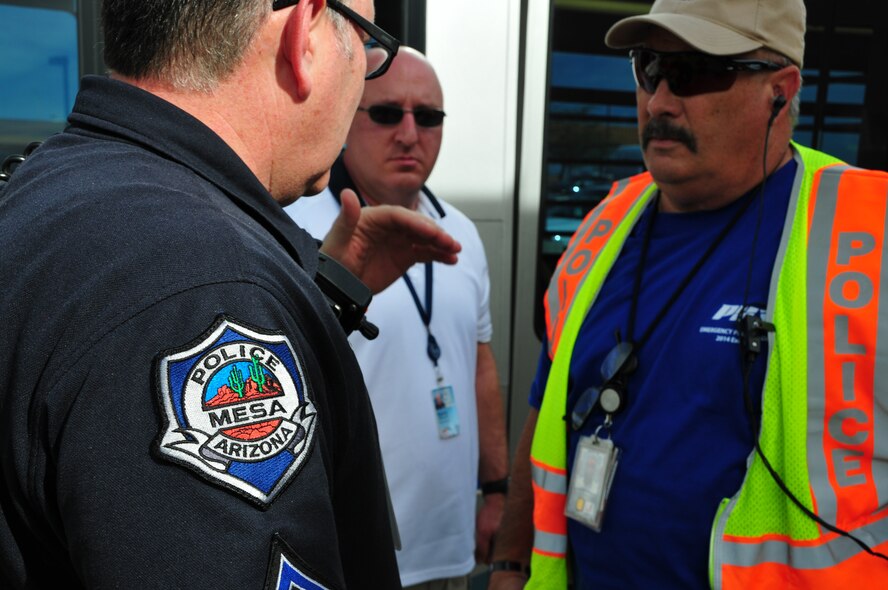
[282,0,327,101]
[770,65,802,114]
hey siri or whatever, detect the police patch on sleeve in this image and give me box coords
[155,316,317,507]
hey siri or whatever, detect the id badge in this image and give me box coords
[432,385,460,439]
[565,435,620,532]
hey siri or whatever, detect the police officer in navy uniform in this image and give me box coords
[0,1,460,588]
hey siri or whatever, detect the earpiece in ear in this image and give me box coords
[771,95,787,117]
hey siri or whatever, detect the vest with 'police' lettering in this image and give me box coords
[528,143,888,588]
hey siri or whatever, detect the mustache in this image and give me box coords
[642,118,697,153]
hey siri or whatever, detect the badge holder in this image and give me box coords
[565,417,620,532]
[427,334,459,439]
[565,346,629,532]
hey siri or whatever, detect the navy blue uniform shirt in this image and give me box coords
[0,76,400,589]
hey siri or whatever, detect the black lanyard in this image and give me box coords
[570,190,759,431]
[403,263,441,365]
[325,169,446,367]
[627,191,757,351]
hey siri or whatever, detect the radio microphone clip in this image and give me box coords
[739,314,775,356]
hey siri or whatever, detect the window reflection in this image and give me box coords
[0,3,78,160]
[543,51,644,257]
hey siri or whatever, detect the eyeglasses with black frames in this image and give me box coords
[357,105,446,128]
[630,48,786,97]
[272,0,400,80]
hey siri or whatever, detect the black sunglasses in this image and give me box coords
[570,341,637,431]
[271,0,400,79]
[357,105,446,128]
[630,48,785,97]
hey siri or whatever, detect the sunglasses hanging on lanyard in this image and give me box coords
[403,264,460,440]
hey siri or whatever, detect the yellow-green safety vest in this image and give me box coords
[528,143,888,588]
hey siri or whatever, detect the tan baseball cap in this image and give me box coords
[605,0,806,67]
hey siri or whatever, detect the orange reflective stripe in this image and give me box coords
[532,483,567,535]
[819,168,888,530]
[532,173,654,590]
[721,537,888,589]
[532,485,568,537]
[718,497,888,588]
[545,173,652,356]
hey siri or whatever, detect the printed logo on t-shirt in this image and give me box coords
[155,316,317,507]
[698,303,766,344]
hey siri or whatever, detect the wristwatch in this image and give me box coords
[489,561,530,575]
[480,477,509,496]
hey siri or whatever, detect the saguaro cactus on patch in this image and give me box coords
[228,365,246,398]
[249,355,267,393]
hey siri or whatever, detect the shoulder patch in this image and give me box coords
[155,316,317,507]
[265,534,336,590]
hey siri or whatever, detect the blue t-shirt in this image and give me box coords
[530,160,797,589]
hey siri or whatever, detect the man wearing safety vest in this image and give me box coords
[489,0,888,588]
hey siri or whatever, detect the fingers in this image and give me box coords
[385,206,461,251]
[389,208,461,262]
[329,189,361,239]
[411,243,459,265]
[319,189,362,259]
[319,194,461,291]
[338,189,362,227]
[475,531,494,564]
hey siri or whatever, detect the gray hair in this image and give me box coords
[328,2,354,59]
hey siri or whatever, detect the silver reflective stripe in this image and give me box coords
[766,150,806,336]
[723,514,888,568]
[532,462,567,494]
[710,496,739,590]
[806,165,846,524]
[533,528,568,555]
[876,177,888,508]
